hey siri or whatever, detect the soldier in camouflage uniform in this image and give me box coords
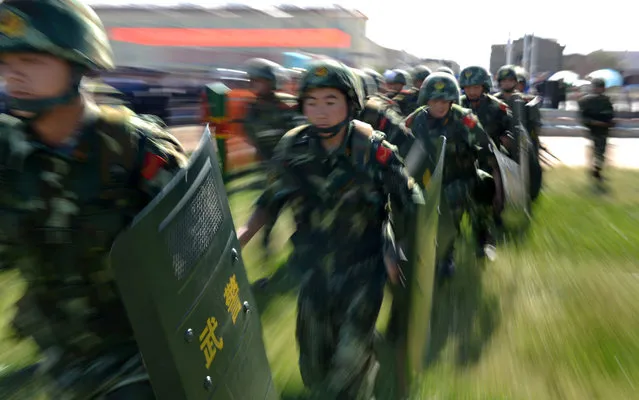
[385,68,411,100]
[237,60,423,399]
[353,68,412,155]
[578,78,615,181]
[362,68,385,94]
[392,66,431,116]
[0,1,188,398]
[459,66,518,241]
[403,73,498,275]
[494,65,544,200]
[244,58,302,259]
[513,66,543,150]
[459,66,517,157]
[244,58,300,161]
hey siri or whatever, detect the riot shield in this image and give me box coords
[525,96,543,200]
[394,136,447,394]
[110,126,278,400]
[492,138,529,227]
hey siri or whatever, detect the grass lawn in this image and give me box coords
[1,167,639,399]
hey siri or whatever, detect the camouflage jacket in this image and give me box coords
[1,101,188,397]
[494,91,542,139]
[392,88,420,116]
[255,121,422,270]
[403,104,489,186]
[243,92,301,160]
[461,93,517,145]
[578,93,615,136]
[359,94,412,155]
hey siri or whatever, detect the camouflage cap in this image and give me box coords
[389,69,410,85]
[0,0,114,70]
[362,68,384,88]
[244,58,282,82]
[497,65,518,82]
[436,66,455,76]
[352,68,377,98]
[418,72,461,105]
[514,66,528,83]
[299,59,364,115]
[411,65,432,84]
[459,66,491,90]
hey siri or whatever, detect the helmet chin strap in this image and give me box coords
[313,117,349,139]
[8,65,84,122]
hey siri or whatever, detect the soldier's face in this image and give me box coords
[303,88,348,128]
[387,83,403,93]
[464,85,484,101]
[499,78,517,91]
[427,99,451,118]
[414,80,424,90]
[250,78,272,96]
[0,52,71,107]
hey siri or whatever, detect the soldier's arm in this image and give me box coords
[133,118,189,200]
[384,104,415,157]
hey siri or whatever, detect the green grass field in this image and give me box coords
[2,167,639,399]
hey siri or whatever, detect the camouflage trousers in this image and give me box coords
[590,133,609,171]
[444,178,491,233]
[296,255,386,400]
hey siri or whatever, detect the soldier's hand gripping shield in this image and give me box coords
[392,136,447,394]
[110,127,277,400]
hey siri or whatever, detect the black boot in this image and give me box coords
[436,250,455,282]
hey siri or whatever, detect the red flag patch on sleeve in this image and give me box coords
[405,114,415,128]
[462,114,477,129]
[499,102,509,112]
[375,144,392,165]
[141,152,167,180]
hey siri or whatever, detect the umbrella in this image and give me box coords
[547,70,579,85]
[585,69,623,88]
[572,79,592,87]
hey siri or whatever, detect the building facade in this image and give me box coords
[490,36,565,75]
[93,5,420,71]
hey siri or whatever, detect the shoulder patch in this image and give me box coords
[499,102,509,112]
[462,113,478,129]
[375,142,393,165]
[141,152,168,180]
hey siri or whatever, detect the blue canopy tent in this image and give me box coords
[586,69,623,88]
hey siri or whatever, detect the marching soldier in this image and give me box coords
[243,58,300,161]
[393,65,431,116]
[362,67,385,94]
[0,0,188,398]
[403,72,500,276]
[237,60,423,399]
[353,69,413,155]
[578,78,615,181]
[385,68,411,100]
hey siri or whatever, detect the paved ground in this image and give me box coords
[169,125,639,170]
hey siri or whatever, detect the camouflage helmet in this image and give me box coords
[411,65,432,84]
[459,66,491,90]
[436,66,455,76]
[389,69,410,85]
[418,72,461,105]
[352,68,377,98]
[362,67,384,90]
[299,60,364,115]
[0,0,114,70]
[497,65,518,82]
[514,66,528,84]
[244,58,281,82]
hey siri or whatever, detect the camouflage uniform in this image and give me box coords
[255,60,422,399]
[459,66,518,155]
[353,69,412,156]
[0,1,188,399]
[403,73,495,275]
[243,58,301,161]
[578,78,615,179]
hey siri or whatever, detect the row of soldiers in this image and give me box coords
[237,57,547,398]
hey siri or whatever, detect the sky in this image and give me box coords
[88,0,636,69]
